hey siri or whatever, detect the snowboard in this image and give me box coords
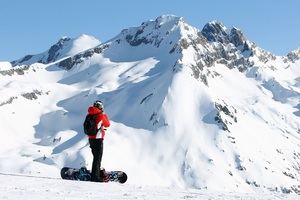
[60,167,127,184]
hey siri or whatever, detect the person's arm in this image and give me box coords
[101,114,110,128]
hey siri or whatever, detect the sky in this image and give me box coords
[0,0,300,61]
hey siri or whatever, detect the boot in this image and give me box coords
[100,167,109,182]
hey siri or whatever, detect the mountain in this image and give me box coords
[0,15,299,195]
[10,34,100,66]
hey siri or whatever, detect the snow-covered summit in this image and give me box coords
[113,15,185,49]
[11,34,100,66]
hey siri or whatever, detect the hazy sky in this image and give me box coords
[0,0,299,61]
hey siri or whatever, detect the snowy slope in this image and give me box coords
[0,15,300,196]
[0,173,297,200]
[0,61,13,70]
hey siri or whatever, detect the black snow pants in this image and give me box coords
[89,138,103,182]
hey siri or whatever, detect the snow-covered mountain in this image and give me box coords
[0,14,300,195]
[10,34,100,66]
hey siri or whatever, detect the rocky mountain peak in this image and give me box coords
[46,37,72,63]
[201,21,229,43]
[11,35,100,66]
[286,48,300,62]
[107,15,190,56]
[229,27,246,47]
[201,22,250,49]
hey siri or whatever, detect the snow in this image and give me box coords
[67,34,100,56]
[0,14,300,199]
[0,173,297,200]
[0,61,12,70]
[11,34,100,66]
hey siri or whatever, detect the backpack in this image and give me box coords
[83,114,99,136]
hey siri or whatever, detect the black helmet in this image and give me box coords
[93,100,104,110]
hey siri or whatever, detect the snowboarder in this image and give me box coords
[85,100,110,182]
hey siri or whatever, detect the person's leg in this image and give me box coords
[89,139,103,182]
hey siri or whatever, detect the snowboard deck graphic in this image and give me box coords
[60,167,127,184]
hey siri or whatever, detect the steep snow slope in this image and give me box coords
[0,15,300,195]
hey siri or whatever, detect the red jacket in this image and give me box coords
[87,106,110,139]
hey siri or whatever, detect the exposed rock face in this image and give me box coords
[202,21,229,43]
[11,37,72,66]
[214,101,238,132]
[58,44,109,70]
[286,49,300,62]
[46,37,71,63]
[229,27,247,48]
[21,90,43,100]
[181,24,255,83]
[11,35,100,67]
[0,65,30,76]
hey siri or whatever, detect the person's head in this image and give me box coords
[93,100,104,110]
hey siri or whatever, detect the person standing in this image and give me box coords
[85,100,110,182]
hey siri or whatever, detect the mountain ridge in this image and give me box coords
[10,34,100,66]
[8,15,300,70]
